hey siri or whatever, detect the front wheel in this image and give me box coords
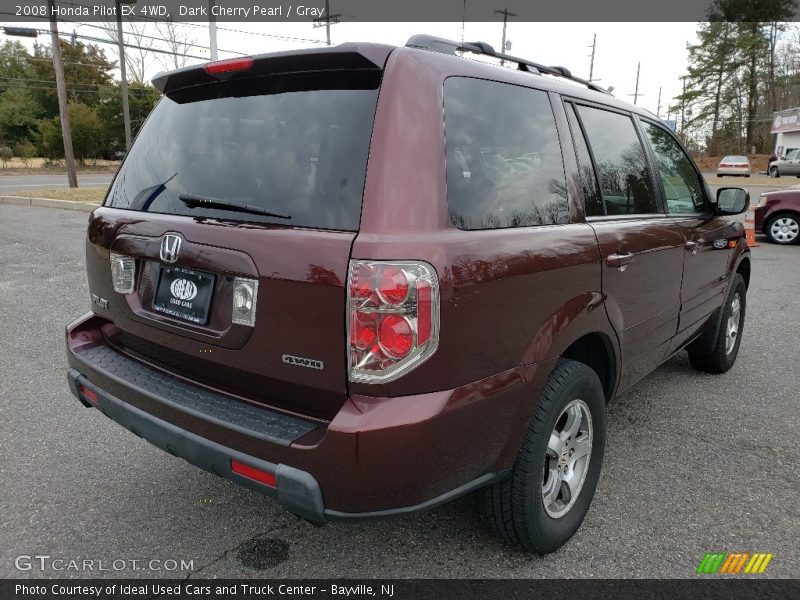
[687,274,746,373]
[478,359,606,554]
[766,213,800,245]
[770,167,780,178]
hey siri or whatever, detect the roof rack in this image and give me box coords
[405,34,611,95]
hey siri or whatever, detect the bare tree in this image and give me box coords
[99,20,155,83]
[154,21,198,71]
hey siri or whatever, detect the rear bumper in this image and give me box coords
[68,367,327,522]
[66,313,531,521]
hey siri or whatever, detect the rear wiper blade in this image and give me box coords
[178,193,291,220]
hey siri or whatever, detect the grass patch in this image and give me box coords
[11,187,106,203]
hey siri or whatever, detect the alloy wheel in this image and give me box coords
[542,399,593,518]
[725,293,742,355]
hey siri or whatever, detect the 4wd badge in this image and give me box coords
[282,354,324,370]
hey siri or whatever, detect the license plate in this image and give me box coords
[153,266,215,324]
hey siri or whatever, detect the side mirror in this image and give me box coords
[716,187,749,215]
[781,156,788,160]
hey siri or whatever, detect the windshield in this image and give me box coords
[105,71,381,231]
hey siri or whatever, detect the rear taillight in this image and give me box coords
[110,252,136,294]
[347,260,440,383]
[232,277,259,327]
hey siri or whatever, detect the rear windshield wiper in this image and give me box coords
[178,193,291,220]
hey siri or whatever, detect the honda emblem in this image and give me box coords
[160,234,181,263]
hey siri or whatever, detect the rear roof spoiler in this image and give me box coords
[152,43,393,95]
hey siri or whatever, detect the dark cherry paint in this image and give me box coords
[66,43,751,515]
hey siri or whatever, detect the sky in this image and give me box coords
[1,20,699,118]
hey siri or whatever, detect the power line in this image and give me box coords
[202,22,326,45]
[70,21,247,56]
[1,25,211,60]
[0,82,155,95]
[2,13,218,59]
[0,75,153,90]
[47,1,328,45]
[10,53,115,69]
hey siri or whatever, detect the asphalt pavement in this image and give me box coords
[0,204,798,579]
[0,174,114,195]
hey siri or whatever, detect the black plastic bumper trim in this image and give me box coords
[67,368,328,524]
[323,470,509,521]
[70,344,317,447]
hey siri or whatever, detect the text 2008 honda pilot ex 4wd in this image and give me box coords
[65,36,752,553]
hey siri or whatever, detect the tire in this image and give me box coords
[477,359,606,554]
[765,213,800,245]
[687,274,746,373]
[769,167,780,178]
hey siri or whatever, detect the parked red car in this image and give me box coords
[65,36,751,554]
[755,187,800,244]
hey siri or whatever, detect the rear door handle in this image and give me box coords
[606,252,635,271]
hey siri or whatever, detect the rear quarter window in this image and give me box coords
[443,77,568,230]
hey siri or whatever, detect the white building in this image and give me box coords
[772,107,800,156]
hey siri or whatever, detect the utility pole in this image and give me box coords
[494,8,516,66]
[313,0,341,46]
[209,0,218,59]
[656,86,662,118]
[681,76,687,135]
[48,0,77,188]
[461,0,467,44]
[627,62,642,105]
[115,0,133,151]
[588,34,596,81]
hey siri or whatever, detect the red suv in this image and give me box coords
[66,36,752,553]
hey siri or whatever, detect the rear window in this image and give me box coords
[722,156,748,163]
[105,71,380,231]
[444,77,568,230]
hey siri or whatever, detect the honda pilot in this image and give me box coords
[66,35,752,553]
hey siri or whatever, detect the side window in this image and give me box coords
[642,122,707,214]
[564,102,603,217]
[577,105,657,215]
[444,77,568,230]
